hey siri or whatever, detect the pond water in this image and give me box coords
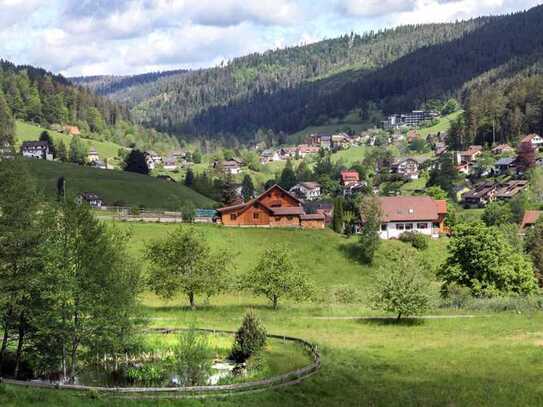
[75,359,240,388]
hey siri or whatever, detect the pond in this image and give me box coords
[70,332,312,388]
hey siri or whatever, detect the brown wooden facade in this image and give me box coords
[218,185,325,229]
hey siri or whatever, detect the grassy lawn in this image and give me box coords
[15,121,125,164]
[418,111,463,137]
[2,224,542,406]
[17,159,215,210]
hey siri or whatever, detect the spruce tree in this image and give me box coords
[241,174,255,201]
[0,91,15,145]
[279,159,297,190]
[332,197,344,233]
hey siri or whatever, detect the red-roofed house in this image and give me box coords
[377,196,447,239]
[521,210,542,232]
[217,185,325,229]
[521,134,543,149]
[340,171,360,186]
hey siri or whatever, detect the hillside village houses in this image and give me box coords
[217,184,325,229]
[376,196,448,239]
[260,149,281,164]
[462,180,529,208]
[144,151,162,170]
[21,141,53,160]
[391,157,425,180]
[289,182,322,201]
[77,192,104,209]
[163,157,178,171]
[87,147,100,162]
[62,125,81,136]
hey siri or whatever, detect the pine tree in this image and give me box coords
[279,159,297,190]
[123,150,149,175]
[332,197,344,233]
[0,91,15,145]
[241,174,255,201]
[184,168,194,187]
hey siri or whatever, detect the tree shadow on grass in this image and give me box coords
[338,241,364,264]
[356,317,425,327]
[144,303,274,314]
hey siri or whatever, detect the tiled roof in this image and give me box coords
[380,196,444,222]
[521,210,542,229]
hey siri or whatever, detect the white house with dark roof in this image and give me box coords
[290,182,321,201]
[21,141,53,160]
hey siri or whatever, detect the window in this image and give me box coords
[287,216,294,221]
[396,224,405,231]
[253,212,259,219]
[230,214,237,221]
[381,224,388,231]
[275,217,281,221]
[417,223,428,229]
[433,223,440,228]
[405,224,414,231]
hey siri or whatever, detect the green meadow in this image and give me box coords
[2,223,542,406]
[19,159,215,210]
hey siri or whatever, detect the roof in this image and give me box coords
[496,157,516,166]
[298,182,320,190]
[300,213,326,221]
[217,184,303,215]
[521,210,542,229]
[341,171,360,181]
[195,209,218,218]
[271,207,305,216]
[380,196,444,222]
[521,134,541,143]
[80,192,102,201]
[21,141,49,149]
[495,180,529,198]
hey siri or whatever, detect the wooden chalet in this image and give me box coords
[217,185,325,229]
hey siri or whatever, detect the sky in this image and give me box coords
[0,0,541,77]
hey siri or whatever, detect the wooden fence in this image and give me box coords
[0,328,320,399]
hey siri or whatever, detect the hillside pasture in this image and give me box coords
[18,159,215,210]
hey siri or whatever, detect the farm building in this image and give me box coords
[217,185,325,229]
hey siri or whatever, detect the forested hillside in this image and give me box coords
[71,17,491,140]
[70,5,543,144]
[0,60,180,152]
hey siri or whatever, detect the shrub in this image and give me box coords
[332,285,361,304]
[440,283,472,309]
[399,232,429,250]
[230,310,267,363]
[175,328,213,386]
[126,364,166,386]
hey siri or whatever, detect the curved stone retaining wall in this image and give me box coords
[1,328,320,398]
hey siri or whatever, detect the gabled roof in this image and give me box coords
[217,184,303,215]
[80,192,102,201]
[21,141,49,149]
[380,196,444,222]
[521,210,542,229]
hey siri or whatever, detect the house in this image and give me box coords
[145,151,162,170]
[391,158,422,180]
[303,201,334,226]
[87,147,100,162]
[163,157,178,171]
[217,184,325,229]
[297,145,320,158]
[343,181,368,197]
[63,125,81,136]
[214,159,242,175]
[0,142,15,160]
[340,171,360,186]
[194,209,219,223]
[459,145,483,163]
[435,142,448,156]
[290,182,322,201]
[309,133,331,149]
[495,157,516,174]
[90,160,107,170]
[492,144,515,155]
[462,182,497,208]
[260,149,280,164]
[521,134,543,150]
[455,163,470,175]
[495,180,529,200]
[280,147,298,160]
[77,192,103,209]
[331,133,350,149]
[521,210,542,231]
[21,141,53,160]
[376,196,447,239]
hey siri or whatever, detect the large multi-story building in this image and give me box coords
[383,110,439,129]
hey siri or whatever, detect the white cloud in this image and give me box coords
[338,0,417,17]
[0,0,42,27]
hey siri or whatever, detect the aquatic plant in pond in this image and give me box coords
[174,328,213,386]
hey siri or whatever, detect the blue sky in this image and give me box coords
[0,0,541,76]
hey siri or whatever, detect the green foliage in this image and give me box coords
[0,91,15,145]
[482,201,514,226]
[146,226,233,308]
[427,153,460,197]
[245,245,313,309]
[358,196,382,264]
[426,186,448,200]
[126,365,166,386]
[371,247,431,320]
[279,159,297,191]
[174,328,213,386]
[241,174,255,201]
[230,310,267,363]
[68,136,88,164]
[184,168,194,187]
[439,223,538,297]
[332,197,344,233]
[441,98,460,115]
[525,218,543,285]
[399,232,429,250]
